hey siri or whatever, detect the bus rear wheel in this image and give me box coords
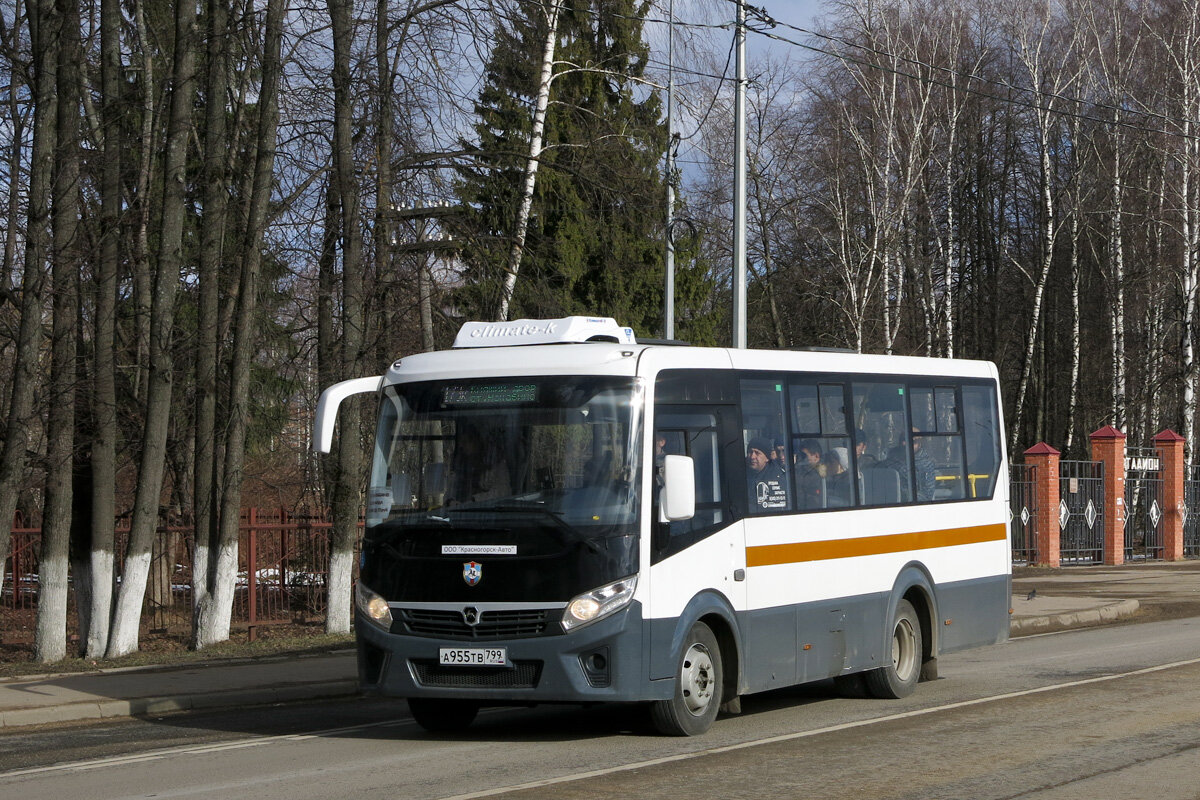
[864,599,922,699]
[650,621,723,736]
[407,698,479,733]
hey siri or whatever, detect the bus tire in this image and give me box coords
[407,698,479,733]
[864,599,922,699]
[650,621,722,736]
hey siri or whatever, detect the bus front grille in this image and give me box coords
[398,608,555,639]
[409,659,542,689]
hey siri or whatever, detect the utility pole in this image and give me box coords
[732,0,748,349]
[664,0,676,340]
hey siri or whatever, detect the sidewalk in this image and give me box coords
[2,561,1198,730]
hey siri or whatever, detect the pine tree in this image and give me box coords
[456,0,703,336]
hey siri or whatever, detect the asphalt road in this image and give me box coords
[3,618,1200,800]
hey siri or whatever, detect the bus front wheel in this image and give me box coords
[864,599,922,699]
[650,621,723,736]
[408,698,479,733]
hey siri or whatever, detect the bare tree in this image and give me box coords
[326,0,368,634]
[496,0,562,321]
[34,0,79,663]
[0,0,55,604]
[107,0,197,658]
[1005,0,1083,449]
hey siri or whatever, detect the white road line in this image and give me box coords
[0,719,412,778]
[436,655,1200,800]
[0,706,514,780]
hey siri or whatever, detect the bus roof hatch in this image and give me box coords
[453,316,636,348]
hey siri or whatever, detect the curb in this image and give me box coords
[0,679,360,730]
[1010,599,1140,635]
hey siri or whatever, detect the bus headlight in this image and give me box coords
[355,582,393,629]
[562,575,638,632]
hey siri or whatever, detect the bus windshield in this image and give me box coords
[366,376,643,534]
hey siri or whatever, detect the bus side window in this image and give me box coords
[652,410,730,561]
[962,385,1001,498]
[852,382,913,505]
[740,378,790,514]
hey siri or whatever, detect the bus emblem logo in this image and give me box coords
[463,561,482,586]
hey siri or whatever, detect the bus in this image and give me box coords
[314,316,1009,736]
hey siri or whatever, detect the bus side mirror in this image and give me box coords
[314,376,383,453]
[660,455,695,522]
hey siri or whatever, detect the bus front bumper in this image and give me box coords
[354,601,667,704]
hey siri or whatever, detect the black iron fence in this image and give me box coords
[1124,447,1165,561]
[1185,466,1200,558]
[1059,460,1105,564]
[1009,463,1038,564]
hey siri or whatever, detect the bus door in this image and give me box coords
[648,404,745,679]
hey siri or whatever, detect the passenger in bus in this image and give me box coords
[772,438,787,472]
[911,434,938,501]
[795,439,824,509]
[824,447,852,507]
[854,429,877,469]
[747,437,788,511]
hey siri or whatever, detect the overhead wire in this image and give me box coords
[715,0,1200,142]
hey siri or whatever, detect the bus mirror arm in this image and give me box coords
[313,376,384,454]
[659,455,695,522]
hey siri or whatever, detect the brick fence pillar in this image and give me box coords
[1023,443,1061,567]
[1090,426,1126,566]
[1154,429,1186,561]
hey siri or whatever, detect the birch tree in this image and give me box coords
[1006,0,1082,449]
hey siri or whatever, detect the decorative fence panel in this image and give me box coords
[1124,447,1165,561]
[1059,460,1105,564]
[1186,466,1200,558]
[1009,463,1038,564]
[2,509,354,646]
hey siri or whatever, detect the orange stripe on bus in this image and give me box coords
[745,523,1007,568]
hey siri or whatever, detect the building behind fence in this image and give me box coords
[2,508,358,647]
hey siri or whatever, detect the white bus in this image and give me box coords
[315,316,1009,735]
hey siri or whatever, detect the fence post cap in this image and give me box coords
[1089,425,1126,440]
[1152,429,1185,443]
[1023,442,1061,456]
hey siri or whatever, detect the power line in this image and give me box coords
[722,0,1200,142]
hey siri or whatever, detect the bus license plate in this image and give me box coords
[439,647,508,667]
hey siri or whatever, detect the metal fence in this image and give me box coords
[1124,447,1164,561]
[1186,466,1200,558]
[2,508,355,645]
[1059,460,1105,564]
[1009,463,1038,564]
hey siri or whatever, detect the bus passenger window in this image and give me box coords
[852,382,913,505]
[962,385,1001,498]
[741,378,790,514]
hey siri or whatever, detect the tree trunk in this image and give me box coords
[107,0,197,659]
[36,0,78,664]
[327,0,368,634]
[497,0,562,322]
[192,0,231,633]
[85,0,122,659]
[0,0,57,604]
[195,0,284,649]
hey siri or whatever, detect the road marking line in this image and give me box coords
[436,655,1200,800]
[0,719,412,778]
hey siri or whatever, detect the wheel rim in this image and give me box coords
[680,642,715,716]
[891,616,917,681]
